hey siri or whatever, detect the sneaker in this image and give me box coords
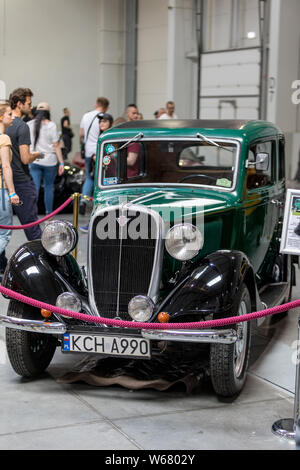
[79,202,86,215]
[79,225,89,233]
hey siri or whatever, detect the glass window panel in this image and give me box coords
[100,140,238,190]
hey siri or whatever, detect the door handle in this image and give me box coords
[271,199,284,208]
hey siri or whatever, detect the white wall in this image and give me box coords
[136,0,197,119]
[136,0,169,118]
[200,49,260,119]
[199,0,260,119]
[267,0,300,179]
[167,0,196,118]
[97,0,126,120]
[1,0,300,168]
[1,0,100,147]
[267,0,300,132]
[0,0,127,155]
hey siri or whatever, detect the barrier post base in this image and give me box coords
[272,418,295,440]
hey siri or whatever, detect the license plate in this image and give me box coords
[62,333,151,358]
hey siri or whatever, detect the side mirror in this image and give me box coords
[255,153,269,171]
[246,153,269,171]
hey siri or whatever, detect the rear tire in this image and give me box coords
[209,284,251,397]
[6,300,57,378]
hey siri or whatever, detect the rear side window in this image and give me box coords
[247,140,275,189]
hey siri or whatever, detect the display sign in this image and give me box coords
[280,189,300,255]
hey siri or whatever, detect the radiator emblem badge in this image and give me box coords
[117,215,130,227]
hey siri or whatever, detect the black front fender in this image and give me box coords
[158,250,259,320]
[2,240,86,306]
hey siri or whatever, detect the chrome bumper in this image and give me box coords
[0,314,66,334]
[141,328,237,344]
[0,314,236,344]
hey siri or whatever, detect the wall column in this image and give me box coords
[97,0,126,118]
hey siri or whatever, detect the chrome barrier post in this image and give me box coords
[272,315,300,441]
[72,192,80,260]
[297,416,300,449]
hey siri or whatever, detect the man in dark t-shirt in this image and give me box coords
[6,88,44,240]
[127,142,140,178]
[7,117,32,182]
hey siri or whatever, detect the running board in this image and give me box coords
[257,282,289,327]
[259,282,289,309]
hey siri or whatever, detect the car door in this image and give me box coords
[241,137,279,273]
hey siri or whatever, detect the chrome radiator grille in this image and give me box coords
[89,206,161,320]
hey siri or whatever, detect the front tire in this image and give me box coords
[6,300,57,378]
[209,284,251,397]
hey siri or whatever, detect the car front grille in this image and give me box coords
[89,205,162,320]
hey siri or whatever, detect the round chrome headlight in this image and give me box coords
[56,292,82,318]
[41,220,78,256]
[128,295,154,322]
[165,223,203,261]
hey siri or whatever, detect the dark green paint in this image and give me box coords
[92,120,285,276]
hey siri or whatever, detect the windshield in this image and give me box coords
[99,139,239,190]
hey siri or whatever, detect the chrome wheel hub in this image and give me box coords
[234,300,248,377]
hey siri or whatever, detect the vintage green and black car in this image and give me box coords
[0,119,295,397]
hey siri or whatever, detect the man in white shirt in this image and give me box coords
[79,97,109,215]
[158,101,178,120]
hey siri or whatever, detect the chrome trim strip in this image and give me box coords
[141,328,237,344]
[116,217,124,317]
[0,314,66,334]
[0,313,237,343]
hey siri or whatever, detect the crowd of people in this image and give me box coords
[77,99,178,232]
[0,85,178,274]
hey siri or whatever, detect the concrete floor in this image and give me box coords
[0,209,299,451]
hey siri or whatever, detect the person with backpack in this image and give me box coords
[79,112,113,233]
[79,97,110,215]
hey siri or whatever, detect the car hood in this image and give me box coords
[95,188,235,219]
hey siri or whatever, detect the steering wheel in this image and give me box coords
[178,173,218,184]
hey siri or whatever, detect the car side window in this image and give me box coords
[247,140,274,190]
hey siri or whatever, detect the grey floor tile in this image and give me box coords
[249,309,299,393]
[52,368,292,422]
[111,396,295,450]
[0,364,101,436]
[0,420,140,450]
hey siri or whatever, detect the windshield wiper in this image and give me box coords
[196,133,233,153]
[104,132,144,157]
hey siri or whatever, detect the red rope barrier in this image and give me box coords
[0,197,74,230]
[0,284,298,330]
[0,191,297,329]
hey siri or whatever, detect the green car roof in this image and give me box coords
[100,119,283,144]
